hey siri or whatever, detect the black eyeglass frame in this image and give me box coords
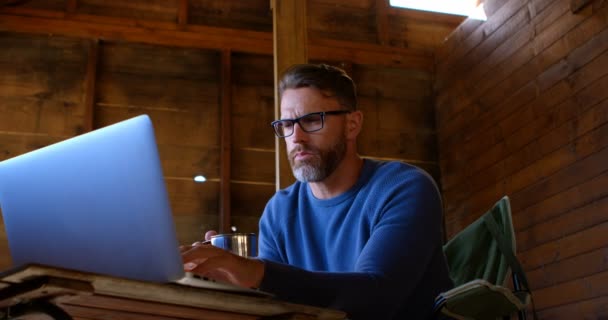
[270,110,351,138]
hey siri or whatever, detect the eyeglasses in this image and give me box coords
[271,110,351,138]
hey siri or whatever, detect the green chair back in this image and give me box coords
[443,196,527,288]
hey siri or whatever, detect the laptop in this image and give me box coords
[0,115,265,296]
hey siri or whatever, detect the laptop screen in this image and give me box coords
[0,115,185,282]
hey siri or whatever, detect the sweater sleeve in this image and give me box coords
[257,168,448,320]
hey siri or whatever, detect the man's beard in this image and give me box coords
[288,135,347,182]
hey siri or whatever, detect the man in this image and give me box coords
[181,63,453,319]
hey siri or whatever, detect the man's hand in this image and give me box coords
[180,242,264,289]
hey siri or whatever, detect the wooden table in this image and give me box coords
[0,264,346,320]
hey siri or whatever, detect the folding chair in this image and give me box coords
[434,196,534,320]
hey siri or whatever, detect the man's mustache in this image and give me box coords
[289,145,318,159]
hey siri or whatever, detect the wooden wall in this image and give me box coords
[435,0,608,318]
[0,0,459,269]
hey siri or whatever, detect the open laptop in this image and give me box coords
[0,115,265,296]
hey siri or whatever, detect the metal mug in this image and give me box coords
[209,233,258,257]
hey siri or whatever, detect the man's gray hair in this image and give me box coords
[279,64,357,111]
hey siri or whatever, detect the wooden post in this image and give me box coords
[271,0,308,190]
[66,0,77,14]
[375,0,390,46]
[178,0,188,27]
[83,39,98,133]
[219,50,232,233]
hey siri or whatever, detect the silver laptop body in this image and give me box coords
[0,115,263,295]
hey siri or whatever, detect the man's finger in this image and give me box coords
[181,243,224,263]
[188,254,234,278]
[179,245,194,253]
[205,230,218,241]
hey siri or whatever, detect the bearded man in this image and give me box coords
[182,64,453,320]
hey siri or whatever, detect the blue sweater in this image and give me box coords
[258,159,453,319]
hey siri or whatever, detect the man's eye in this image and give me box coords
[301,116,321,124]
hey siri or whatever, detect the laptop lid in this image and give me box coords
[0,115,185,283]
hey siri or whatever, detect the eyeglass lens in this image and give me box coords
[274,113,324,137]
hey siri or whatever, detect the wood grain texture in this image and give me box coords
[189,0,271,32]
[17,0,66,11]
[439,1,608,195]
[0,32,89,136]
[76,0,179,22]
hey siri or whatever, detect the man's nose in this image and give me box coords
[290,122,308,141]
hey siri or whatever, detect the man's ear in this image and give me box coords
[346,110,363,139]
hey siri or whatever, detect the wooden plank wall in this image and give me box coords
[94,42,223,244]
[0,0,461,270]
[435,0,608,318]
[0,32,90,267]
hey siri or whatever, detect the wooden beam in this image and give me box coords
[309,37,433,70]
[83,39,98,132]
[271,0,308,190]
[0,7,432,69]
[0,9,272,54]
[219,50,232,233]
[375,0,390,46]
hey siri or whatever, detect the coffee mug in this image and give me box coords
[208,233,258,257]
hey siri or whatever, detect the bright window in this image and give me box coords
[390,0,487,20]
